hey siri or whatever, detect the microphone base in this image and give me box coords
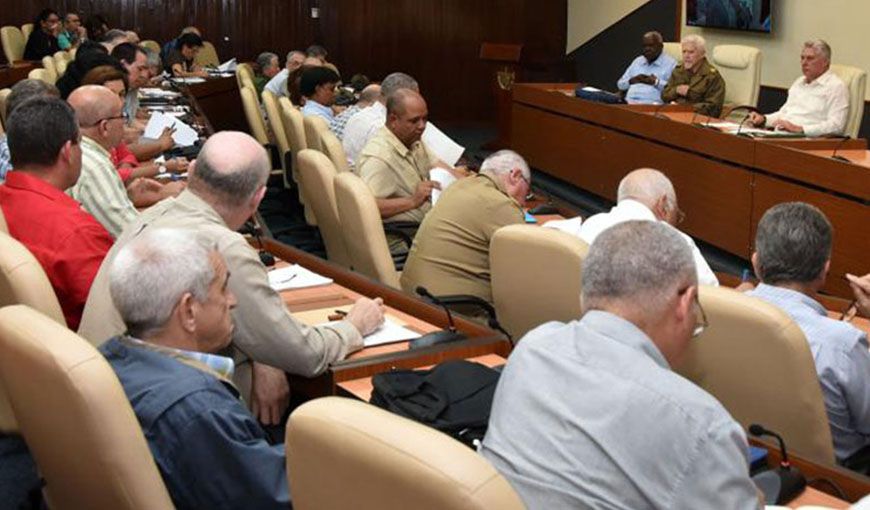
[775,466,806,505]
[408,330,467,350]
[830,155,851,163]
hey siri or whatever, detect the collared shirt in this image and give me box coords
[122,336,235,382]
[165,49,194,76]
[400,171,523,304]
[617,53,677,104]
[0,171,113,330]
[343,101,387,164]
[68,135,139,238]
[300,99,334,122]
[765,70,849,137]
[57,30,77,50]
[748,283,870,461]
[330,103,363,141]
[78,189,363,402]
[661,57,726,117]
[99,337,289,509]
[0,136,10,183]
[124,90,140,125]
[481,311,761,510]
[264,68,289,98]
[577,199,719,286]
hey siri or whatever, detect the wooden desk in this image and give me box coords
[184,76,247,133]
[511,83,869,298]
[0,62,36,89]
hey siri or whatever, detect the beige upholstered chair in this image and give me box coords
[303,114,329,152]
[711,44,762,110]
[0,305,174,509]
[280,98,318,224]
[490,224,588,341]
[55,56,68,77]
[320,127,351,173]
[240,85,269,145]
[235,62,255,91]
[20,23,34,42]
[663,42,682,63]
[41,55,58,83]
[27,68,50,84]
[262,90,290,176]
[0,87,11,128]
[139,39,160,54]
[1,26,25,63]
[194,40,220,68]
[830,64,867,138]
[286,397,525,510]
[676,286,835,464]
[297,150,352,268]
[334,172,400,288]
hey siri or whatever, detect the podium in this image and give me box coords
[479,42,523,150]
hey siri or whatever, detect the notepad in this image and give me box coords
[542,217,584,236]
[218,58,237,72]
[429,168,457,205]
[267,265,333,291]
[171,77,206,84]
[422,122,465,167]
[143,112,199,147]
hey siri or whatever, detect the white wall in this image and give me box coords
[567,0,650,53]
[682,0,870,99]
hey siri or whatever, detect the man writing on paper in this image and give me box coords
[79,131,385,428]
[749,40,849,137]
[617,31,677,105]
[400,150,529,309]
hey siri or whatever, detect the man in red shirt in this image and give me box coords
[0,96,113,329]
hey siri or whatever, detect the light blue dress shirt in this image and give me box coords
[749,283,870,462]
[617,53,677,104]
[301,99,334,122]
[481,311,761,510]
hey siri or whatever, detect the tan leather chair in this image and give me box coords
[235,62,255,91]
[286,397,525,510]
[490,224,588,341]
[320,126,351,173]
[262,90,290,178]
[303,114,329,152]
[55,56,68,77]
[676,286,835,464]
[334,172,400,288]
[1,26,25,63]
[41,55,58,83]
[297,150,352,268]
[240,84,269,145]
[830,64,867,138]
[663,41,682,63]
[280,98,318,225]
[0,87,11,128]
[20,23,34,42]
[27,68,50,84]
[711,44,762,110]
[194,40,220,68]
[0,305,174,509]
[140,39,160,54]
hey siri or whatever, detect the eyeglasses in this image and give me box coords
[692,294,709,338]
[81,111,129,128]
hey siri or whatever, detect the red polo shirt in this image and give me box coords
[0,171,114,330]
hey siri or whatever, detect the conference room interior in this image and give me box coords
[1,0,869,508]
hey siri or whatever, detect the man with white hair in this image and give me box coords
[264,49,306,98]
[482,220,761,509]
[253,51,280,96]
[79,131,385,426]
[662,34,725,117]
[577,168,719,286]
[749,40,848,136]
[100,228,289,508]
[400,150,530,305]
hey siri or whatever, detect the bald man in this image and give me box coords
[357,88,441,252]
[577,168,719,286]
[79,131,385,426]
[331,83,381,140]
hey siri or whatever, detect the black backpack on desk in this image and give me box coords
[370,360,501,448]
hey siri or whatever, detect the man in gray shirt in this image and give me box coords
[481,220,761,509]
[748,202,870,468]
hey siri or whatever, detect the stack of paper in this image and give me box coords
[171,77,206,84]
[267,264,334,291]
[362,318,421,347]
[429,168,457,205]
[422,122,465,166]
[143,112,199,147]
[139,87,181,98]
[218,58,237,72]
[542,217,584,237]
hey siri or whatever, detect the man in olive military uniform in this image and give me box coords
[399,150,530,307]
[662,34,726,117]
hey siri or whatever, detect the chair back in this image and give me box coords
[55,56,68,77]
[711,44,762,108]
[334,172,400,288]
[1,26,25,63]
[27,68,50,84]
[240,85,269,145]
[490,224,588,340]
[262,90,289,174]
[676,286,836,464]
[235,62,255,90]
[0,87,10,128]
[139,39,160,54]
[663,41,682,63]
[297,150,352,267]
[280,98,317,224]
[194,40,220,67]
[41,55,58,83]
[0,305,174,509]
[286,397,525,510]
[20,24,34,41]
[0,231,65,326]
[303,114,329,152]
[830,64,867,138]
[320,127,351,173]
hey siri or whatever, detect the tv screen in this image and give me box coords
[686,0,772,33]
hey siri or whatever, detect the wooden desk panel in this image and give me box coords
[185,76,247,133]
[755,143,870,201]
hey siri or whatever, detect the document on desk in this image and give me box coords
[429,168,457,205]
[542,217,584,236]
[139,87,181,99]
[267,264,333,291]
[362,318,421,347]
[143,112,199,147]
[422,122,465,167]
[218,58,237,72]
[171,77,206,84]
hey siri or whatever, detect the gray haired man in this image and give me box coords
[748,202,870,470]
[482,220,761,509]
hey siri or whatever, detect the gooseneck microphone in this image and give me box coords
[749,424,807,505]
[830,135,853,163]
[727,105,760,137]
[416,286,457,333]
[408,287,467,349]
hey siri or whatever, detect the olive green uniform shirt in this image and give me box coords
[661,57,726,117]
[77,190,363,403]
[399,171,524,304]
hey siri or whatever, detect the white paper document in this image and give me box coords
[139,87,181,98]
[361,318,421,347]
[267,264,334,291]
[422,122,465,167]
[143,112,199,147]
[542,217,584,237]
[429,168,457,205]
[171,77,206,84]
[218,58,237,72]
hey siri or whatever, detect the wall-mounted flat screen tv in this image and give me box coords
[686,0,772,33]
